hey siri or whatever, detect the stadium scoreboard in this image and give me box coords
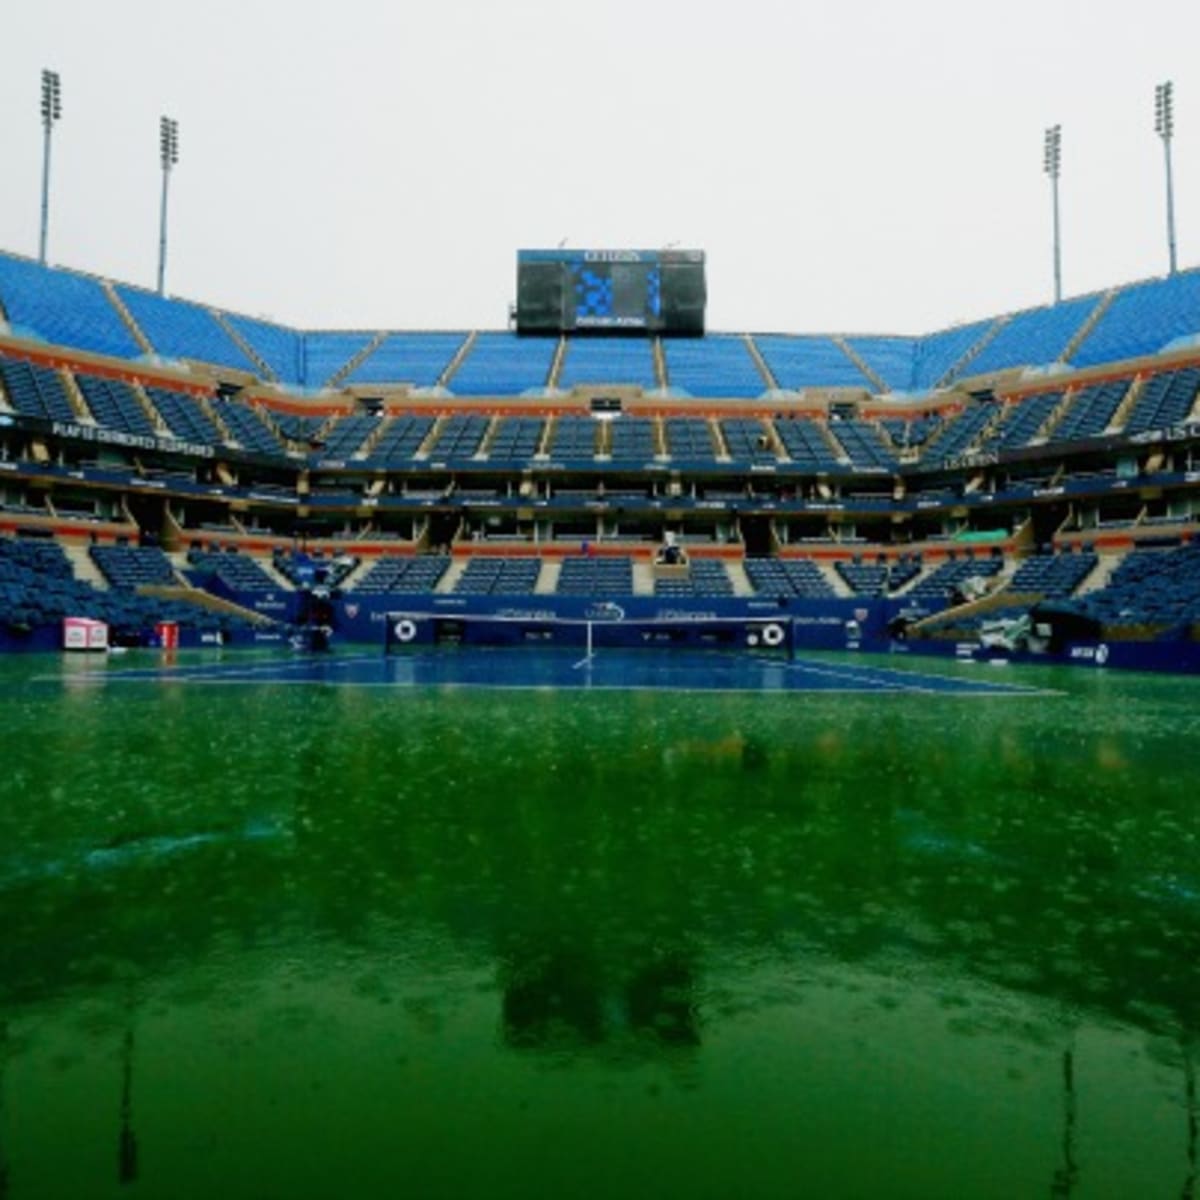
[516,249,706,336]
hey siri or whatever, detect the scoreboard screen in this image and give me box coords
[516,249,706,336]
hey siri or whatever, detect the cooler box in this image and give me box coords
[156,621,179,650]
[63,617,109,651]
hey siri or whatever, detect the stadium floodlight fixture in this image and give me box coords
[160,116,179,170]
[1155,81,1177,276]
[38,69,62,265]
[1043,125,1063,304]
[157,116,180,295]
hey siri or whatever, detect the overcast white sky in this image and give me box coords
[0,0,1195,335]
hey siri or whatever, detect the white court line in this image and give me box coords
[786,659,927,693]
[787,656,1055,696]
[107,676,1057,697]
[31,653,383,686]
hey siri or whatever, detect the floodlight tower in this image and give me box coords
[1155,81,1177,276]
[38,69,62,265]
[156,116,179,296]
[1043,124,1063,305]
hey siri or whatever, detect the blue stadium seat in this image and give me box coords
[556,556,634,596]
[115,286,258,373]
[965,294,1099,375]
[0,355,76,422]
[454,557,541,595]
[548,415,599,460]
[303,332,377,389]
[345,333,468,387]
[0,252,140,359]
[224,314,304,385]
[772,417,841,470]
[77,374,156,437]
[754,336,873,390]
[487,417,545,461]
[146,386,223,446]
[449,333,556,396]
[663,336,766,398]
[843,337,918,393]
[353,556,449,594]
[911,319,996,390]
[744,558,834,598]
[1050,381,1129,443]
[1122,367,1200,435]
[1073,270,1200,368]
[720,418,777,464]
[663,418,716,462]
[558,337,657,389]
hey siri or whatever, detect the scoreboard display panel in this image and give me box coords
[516,249,705,336]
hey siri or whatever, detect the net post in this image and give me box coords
[587,620,594,660]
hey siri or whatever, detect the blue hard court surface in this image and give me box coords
[76,648,1055,696]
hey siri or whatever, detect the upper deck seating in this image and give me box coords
[449,333,556,396]
[1073,269,1200,368]
[754,336,872,390]
[558,337,656,389]
[0,252,140,359]
[224,314,303,385]
[843,337,918,392]
[663,336,765,398]
[910,319,996,389]
[115,286,257,374]
[965,294,1099,375]
[302,332,375,389]
[344,333,466,387]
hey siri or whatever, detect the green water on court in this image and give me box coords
[0,652,1198,1199]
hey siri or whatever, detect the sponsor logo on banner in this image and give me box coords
[343,603,360,619]
[584,602,626,622]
